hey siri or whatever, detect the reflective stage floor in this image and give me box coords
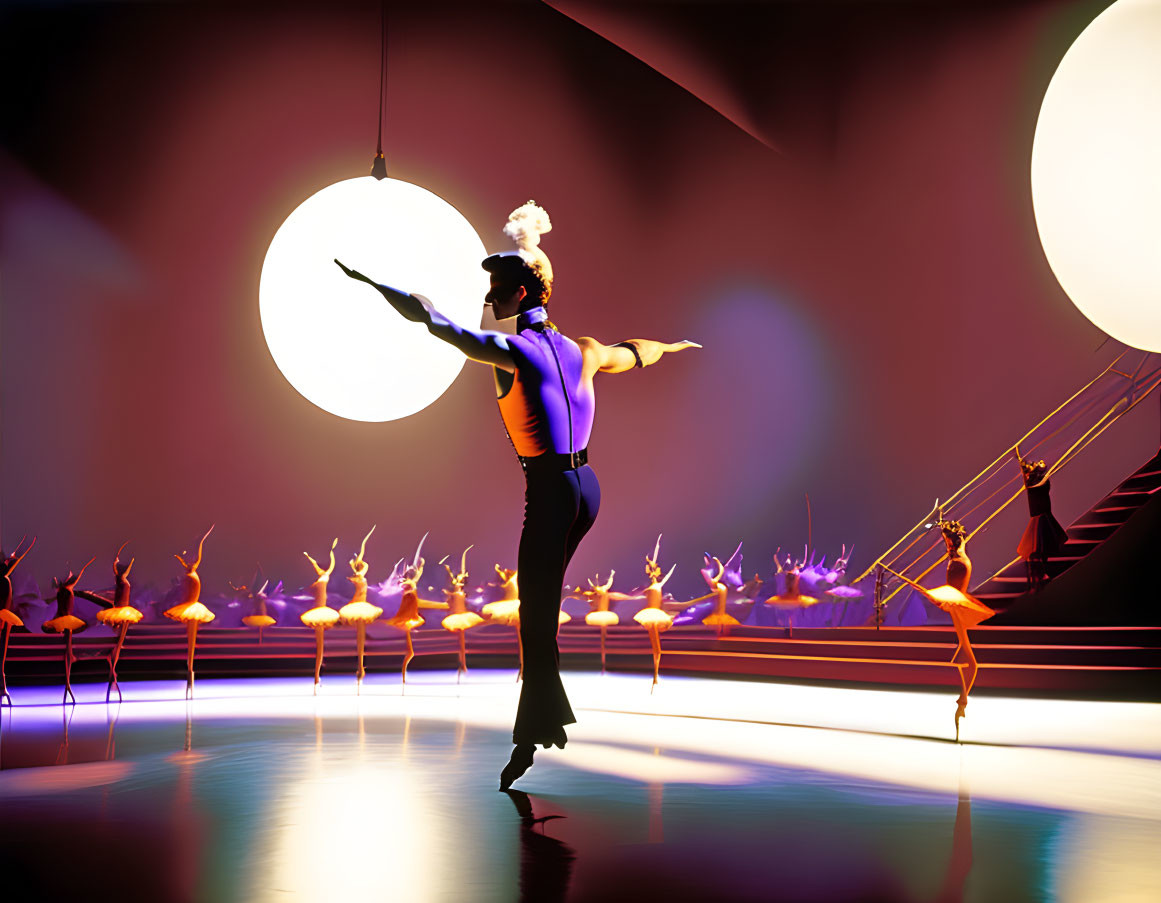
[2,672,1159,902]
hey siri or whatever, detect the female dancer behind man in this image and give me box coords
[336,201,699,789]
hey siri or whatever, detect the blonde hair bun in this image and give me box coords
[503,201,552,251]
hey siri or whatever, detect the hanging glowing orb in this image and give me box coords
[1031,0,1161,352]
[260,177,487,421]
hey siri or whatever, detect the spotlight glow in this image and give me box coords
[1031,0,1161,352]
[259,177,487,421]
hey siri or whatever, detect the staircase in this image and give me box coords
[971,448,1161,609]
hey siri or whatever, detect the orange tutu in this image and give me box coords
[98,606,144,626]
[633,608,672,630]
[43,614,86,633]
[763,594,819,609]
[925,585,995,629]
[242,614,276,628]
[585,611,619,627]
[482,599,520,626]
[702,612,740,627]
[301,607,340,628]
[165,601,215,624]
[443,612,483,632]
[0,609,23,628]
[339,602,383,625]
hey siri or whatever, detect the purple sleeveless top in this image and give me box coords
[497,327,595,457]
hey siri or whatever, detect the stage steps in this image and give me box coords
[971,448,1161,606]
[5,622,1159,699]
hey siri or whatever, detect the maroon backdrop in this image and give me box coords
[2,0,1152,604]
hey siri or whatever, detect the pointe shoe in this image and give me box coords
[499,744,535,791]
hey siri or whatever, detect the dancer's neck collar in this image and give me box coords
[517,305,550,331]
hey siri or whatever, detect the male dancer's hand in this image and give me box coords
[333,259,374,284]
[634,338,703,367]
[334,259,432,324]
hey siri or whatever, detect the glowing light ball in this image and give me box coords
[1031,0,1161,352]
[260,177,487,421]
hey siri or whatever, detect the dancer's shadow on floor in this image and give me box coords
[504,789,575,903]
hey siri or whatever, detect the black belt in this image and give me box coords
[518,447,589,473]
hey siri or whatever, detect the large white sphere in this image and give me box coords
[259,177,488,421]
[1031,0,1161,352]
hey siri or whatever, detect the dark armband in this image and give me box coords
[613,341,644,369]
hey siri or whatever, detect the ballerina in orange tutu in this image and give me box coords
[43,556,96,704]
[1,536,36,706]
[481,564,569,681]
[439,546,484,680]
[887,519,994,740]
[762,549,820,637]
[164,525,216,698]
[301,537,340,694]
[482,565,521,623]
[386,535,447,684]
[482,565,524,679]
[339,526,382,693]
[231,573,278,643]
[75,541,142,702]
[568,570,635,673]
[684,556,738,635]
[633,535,678,689]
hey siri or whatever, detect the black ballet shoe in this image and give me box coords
[499,744,535,791]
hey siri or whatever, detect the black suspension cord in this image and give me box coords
[377,1,386,156]
[372,1,389,178]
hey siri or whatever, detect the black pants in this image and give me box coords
[512,462,600,746]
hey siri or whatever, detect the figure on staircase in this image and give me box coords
[1015,452,1069,592]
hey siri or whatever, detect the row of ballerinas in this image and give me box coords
[3,524,869,705]
[3,522,989,740]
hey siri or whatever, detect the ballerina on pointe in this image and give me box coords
[338,526,383,692]
[336,200,699,790]
[43,556,97,704]
[164,525,216,699]
[232,572,279,642]
[683,556,739,635]
[75,541,143,702]
[439,546,485,680]
[886,518,994,740]
[385,534,447,685]
[568,570,635,673]
[1,536,36,706]
[632,534,678,690]
[300,538,340,694]
[482,564,524,680]
[762,548,821,637]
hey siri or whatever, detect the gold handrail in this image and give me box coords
[852,349,1160,609]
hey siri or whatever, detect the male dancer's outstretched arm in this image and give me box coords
[334,259,516,371]
[577,337,702,375]
[334,260,700,372]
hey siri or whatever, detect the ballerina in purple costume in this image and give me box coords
[336,201,699,789]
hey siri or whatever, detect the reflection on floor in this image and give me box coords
[1,672,1159,902]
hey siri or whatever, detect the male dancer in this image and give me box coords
[336,202,699,788]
